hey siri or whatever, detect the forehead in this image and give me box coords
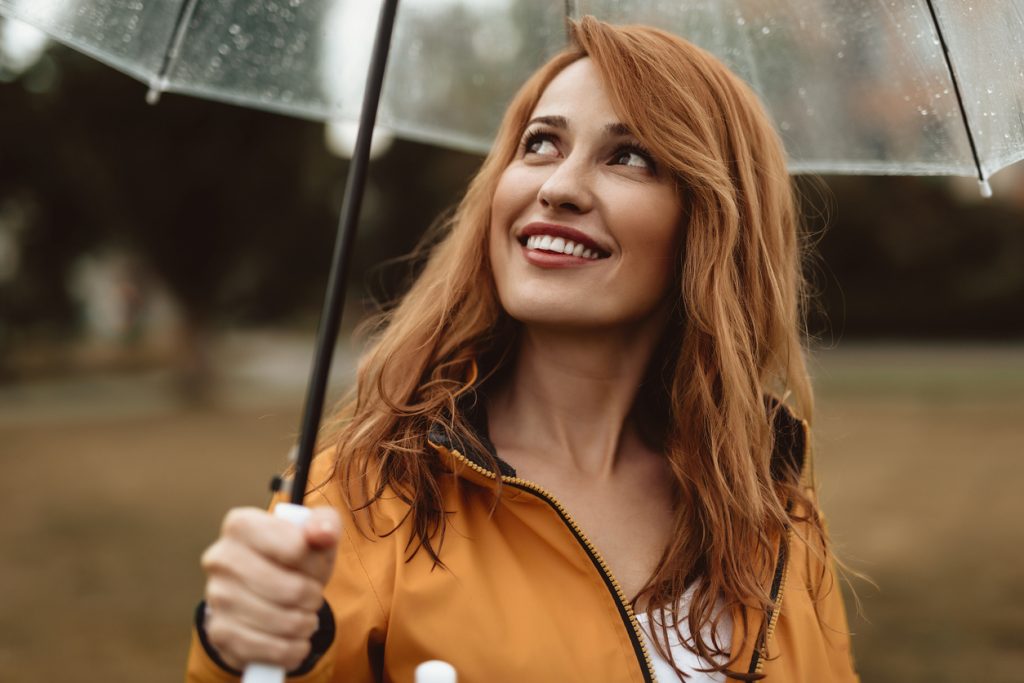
[530,58,620,125]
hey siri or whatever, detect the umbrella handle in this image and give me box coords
[416,660,457,683]
[241,503,313,683]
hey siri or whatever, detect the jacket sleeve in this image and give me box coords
[185,463,393,683]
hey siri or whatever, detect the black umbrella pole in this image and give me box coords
[290,0,400,504]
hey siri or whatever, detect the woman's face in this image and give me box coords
[489,58,683,332]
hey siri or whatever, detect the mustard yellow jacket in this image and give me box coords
[186,401,858,683]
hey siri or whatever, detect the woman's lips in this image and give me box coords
[520,242,602,268]
[517,223,612,257]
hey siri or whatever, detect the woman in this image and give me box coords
[187,17,858,683]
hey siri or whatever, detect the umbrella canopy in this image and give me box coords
[2,0,1023,185]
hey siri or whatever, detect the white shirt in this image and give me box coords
[633,588,731,683]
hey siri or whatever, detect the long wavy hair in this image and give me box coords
[324,16,827,680]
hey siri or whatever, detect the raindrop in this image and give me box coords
[736,17,746,26]
[797,87,807,97]
[837,51,844,59]
[229,23,242,35]
[986,87,993,94]
[780,120,791,131]
[761,26,771,35]
[218,44,230,55]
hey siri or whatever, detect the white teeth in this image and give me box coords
[522,233,603,260]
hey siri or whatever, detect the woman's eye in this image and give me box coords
[613,149,654,171]
[524,134,559,157]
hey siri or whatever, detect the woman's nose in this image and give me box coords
[537,156,594,214]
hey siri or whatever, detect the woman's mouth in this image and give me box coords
[520,234,607,260]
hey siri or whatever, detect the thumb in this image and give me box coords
[304,506,342,550]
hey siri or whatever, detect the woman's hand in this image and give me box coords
[199,506,341,671]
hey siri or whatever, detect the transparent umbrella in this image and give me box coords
[5,0,1024,488]
[4,0,1023,185]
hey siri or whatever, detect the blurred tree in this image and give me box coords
[808,175,1024,340]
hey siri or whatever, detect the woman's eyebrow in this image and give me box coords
[604,122,634,138]
[525,115,568,129]
[525,116,636,138]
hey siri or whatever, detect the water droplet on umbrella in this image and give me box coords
[229,24,242,35]
[761,26,771,35]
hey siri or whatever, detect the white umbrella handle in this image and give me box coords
[241,503,313,683]
[416,660,457,683]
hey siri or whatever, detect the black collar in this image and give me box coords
[428,388,806,482]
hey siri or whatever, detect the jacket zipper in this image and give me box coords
[748,526,792,675]
[447,449,658,683]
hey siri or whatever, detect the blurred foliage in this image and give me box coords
[0,41,1022,355]
[803,175,1024,340]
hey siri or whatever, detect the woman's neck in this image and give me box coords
[487,317,665,480]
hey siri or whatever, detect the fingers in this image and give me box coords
[220,507,309,568]
[204,607,313,672]
[216,506,339,583]
[205,574,320,641]
[202,538,323,611]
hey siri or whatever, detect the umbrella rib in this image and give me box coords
[146,0,203,104]
[923,0,990,195]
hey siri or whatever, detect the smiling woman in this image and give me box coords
[187,16,858,683]
[490,59,683,331]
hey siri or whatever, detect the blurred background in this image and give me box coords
[1,17,1023,683]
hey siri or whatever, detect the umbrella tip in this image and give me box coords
[978,178,993,198]
[146,87,162,106]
